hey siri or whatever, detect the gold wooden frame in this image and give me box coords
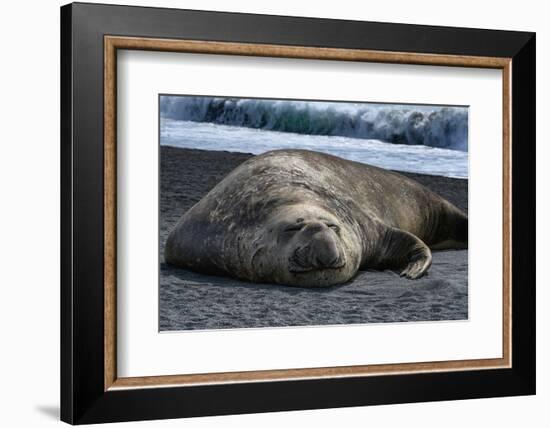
[104,35,512,391]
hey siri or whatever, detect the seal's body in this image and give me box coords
[165,149,467,287]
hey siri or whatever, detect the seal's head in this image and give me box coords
[247,204,363,287]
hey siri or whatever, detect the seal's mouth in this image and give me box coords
[288,259,346,273]
[288,245,346,273]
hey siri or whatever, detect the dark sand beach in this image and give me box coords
[160,146,468,331]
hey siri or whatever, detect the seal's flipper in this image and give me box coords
[398,244,432,279]
[371,227,432,279]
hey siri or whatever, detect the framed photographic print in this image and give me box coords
[60,2,536,424]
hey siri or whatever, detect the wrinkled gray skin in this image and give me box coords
[165,150,468,287]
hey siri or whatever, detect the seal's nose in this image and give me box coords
[310,230,344,268]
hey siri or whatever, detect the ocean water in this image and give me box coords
[161,96,469,152]
[160,118,468,178]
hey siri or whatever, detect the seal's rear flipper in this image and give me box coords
[372,227,432,280]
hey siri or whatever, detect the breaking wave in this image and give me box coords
[160,96,468,151]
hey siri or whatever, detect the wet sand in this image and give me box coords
[160,146,468,331]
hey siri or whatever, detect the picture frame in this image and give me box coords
[60,2,535,424]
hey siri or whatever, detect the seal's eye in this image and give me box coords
[327,223,340,233]
[284,224,304,233]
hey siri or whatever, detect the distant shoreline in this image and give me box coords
[160,116,468,179]
[161,143,468,180]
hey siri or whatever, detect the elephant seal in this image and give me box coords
[165,149,467,287]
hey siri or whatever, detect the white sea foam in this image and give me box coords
[160,118,468,178]
[160,96,468,152]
